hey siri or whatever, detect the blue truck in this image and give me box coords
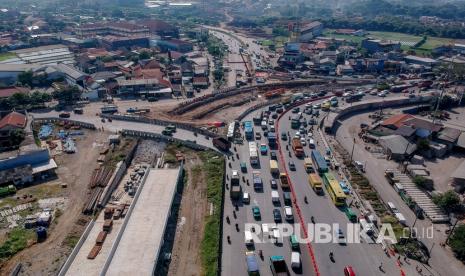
[246,252,259,275]
[253,172,263,190]
[268,132,277,146]
[244,121,254,140]
[311,150,328,174]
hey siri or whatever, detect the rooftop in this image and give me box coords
[381,114,414,129]
[0,86,30,98]
[0,111,27,129]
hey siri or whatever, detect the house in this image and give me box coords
[381,114,415,130]
[0,86,30,99]
[404,55,438,67]
[336,64,354,75]
[437,127,462,149]
[100,36,150,50]
[361,39,400,53]
[278,43,304,67]
[0,111,27,148]
[0,144,57,185]
[136,19,179,38]
[299,21,323,42]
[193,77,209,89]
[116,78,171,97]
[379,135,417,161]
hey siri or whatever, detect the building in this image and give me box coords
[116,78,171,97]
[0,86,30,99]
[298,21,323,42]
[381,114,415,130]
[75,22,150,38]
[379,135,417,161]
[361,39,400,53]
[12,44,75,65]
[0,111,27,148]
[336,64,354,75]
[0,145,57,185]
[437,127,462,149]
[154,39,193,53]
[192,77,209,89]
[100,36,150,50]
[0,64,40,84]
[404,55,438,67]
[136,19,179,38]
[278,43,304,67]
[451,160,465,192]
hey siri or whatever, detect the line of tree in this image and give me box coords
[0,91,52,110]
[323,16,465,39]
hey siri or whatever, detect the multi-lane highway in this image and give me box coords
[222,93,414,275]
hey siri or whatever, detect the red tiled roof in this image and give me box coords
[381,114,414,129]
[0,111,27,129]
[0,86,30,98]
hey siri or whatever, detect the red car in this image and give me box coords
[344,266,356,276]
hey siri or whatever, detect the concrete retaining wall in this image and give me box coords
[32,117,96,129]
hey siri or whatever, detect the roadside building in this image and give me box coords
[75,22,150,38]
[0,144,57,186]
[336,64,354,75]
[404,55,438,67]
[0,64,40,84]
[278,43,304,67]
[0,111,27,148]
[298,21,323,42]
[0,86,30,99]
[381,114,415,130]
[11,44,75,65]
[100,36,150,50]
[192,77,209,89]
[116,78,171,97]
[153,39,193,53]
[361,39,400,53]
[451,160,465,192]
[136,19,179,38]
[379,135,417,161]
[437,127,462,150]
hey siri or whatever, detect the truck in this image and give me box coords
[230,170,242,199]
[279,173,289,189]
[308,173,323,194]
[244,121,254,140]
[270,160,279,175]
[345,93,363,103]
[101,105,118,113]
[59,112,70,118]
[291,138,304,158]
[253,171,263,190]
[212,137,231,151]
[304,158,314,173]
[73,108,83,114]
[270,255,290,276]
[311,150,328,173]
[0,185,16,197]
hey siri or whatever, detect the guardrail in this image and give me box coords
[100,114,220,139]
[32,117,96,129]
[120,129,218,153]
[58,219,96,276]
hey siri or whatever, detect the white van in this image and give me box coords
[261,121,267,130]
[243,192,250,204]
[272,226,282,244]
[244,230,254,246]
[359,218,374,236]
[291,252,301,269]
[262,224,270,237]
[387,202,398,213]
[395,213,407,226]
[284,206,293,221]
[309,139,315,149]
[271,191,280,204]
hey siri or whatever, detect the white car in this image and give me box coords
[369,90,378,95]
[300,138,307,146]
[313,103,321,109]
[342,92,352,97]
[284,206,294,221]
[242,192,250,204]
[294,131,301,139]
[378,92,387,97]
[272,226,282,244]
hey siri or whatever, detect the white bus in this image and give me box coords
[249,142,259,165]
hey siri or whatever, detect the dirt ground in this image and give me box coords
[423,152,465,192]
[0,130,108,276]
[168,153,208,276]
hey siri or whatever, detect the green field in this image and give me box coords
[0,52,16,61]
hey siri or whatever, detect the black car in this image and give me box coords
[273,209,282,222]
[289,161,296,171]
[271,113,278,119]
[270,151,277,160]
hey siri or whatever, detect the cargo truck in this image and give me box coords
[270,160,279,175]
[291,138,304,158]
[0,185,16,197]
[230,170,242,199]
[303,158,314,173]
[212,137,231,151]
[279,173,289,189]
[270,255,290,276]
[253,171,263,190]
[308,173,323,194]
[246,251,259,275]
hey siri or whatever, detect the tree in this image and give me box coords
[17,70,33,87]
[416,139,430,151]
[449,224,465,261]
[433,190,461,213]
[139,51,151,60]
[10,129,25,146]
[413,176,429,190]
[53,86,81,104]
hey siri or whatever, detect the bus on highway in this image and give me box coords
[322,172,346,206]
[244,121,254,140]
[308,173,323,194]
[311,150,328,174]
[249,142,259,165]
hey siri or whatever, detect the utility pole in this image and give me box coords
[350,138,356,162]
[445,213,458,245]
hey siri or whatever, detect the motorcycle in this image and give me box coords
[311,216,315,224]
[304,196,308,204]
[232,156,235,161]
[242,176,245,182]
[259,250,263,260]
[236,153,239,159]
[235,223,239,232]
[226,216,230,224]
[233,211,237,219]
[329,252,335,262]
[227,236,231,244]
[193,132,197,136]
[246,179,249,186]
[228,163,232,168]
[288,152,291,157]
[251,226,255,233]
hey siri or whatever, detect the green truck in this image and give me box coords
[0,185,17,197]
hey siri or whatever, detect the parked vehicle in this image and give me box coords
[242,192,250,204]
[283,192,292,206]
[59,112,70,118]
[244,230,254,246]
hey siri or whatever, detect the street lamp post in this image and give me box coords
[350,138,356,162]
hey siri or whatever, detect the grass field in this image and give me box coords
[0,52,16,62]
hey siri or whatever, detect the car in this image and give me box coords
[305,109,313,115]
[288,161,296,171]
[301,120,308,127]
[284,206,294,221]
[292,108,299,113]
[270,125,275,133]
[294,131,300,138]
[268,119,274,125]
[272,226,282,243]
[273,209,282,222]
[309,118,317,125]
[299,126,306,134]
[260,144,268,154]
[369,90,378,95]
[313,103,321,109]
[378,92,387,97]
[344,266,356,276]
[243,192,250,204]
[271,113,278,119]
[339,181,350,194]
[300,138,306,146]
[270,179,278,189]
[335,228,345,244]
[281,132,287,140]
[252,206,261,220]
[270,151,277,160]
[255,132,261,140]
